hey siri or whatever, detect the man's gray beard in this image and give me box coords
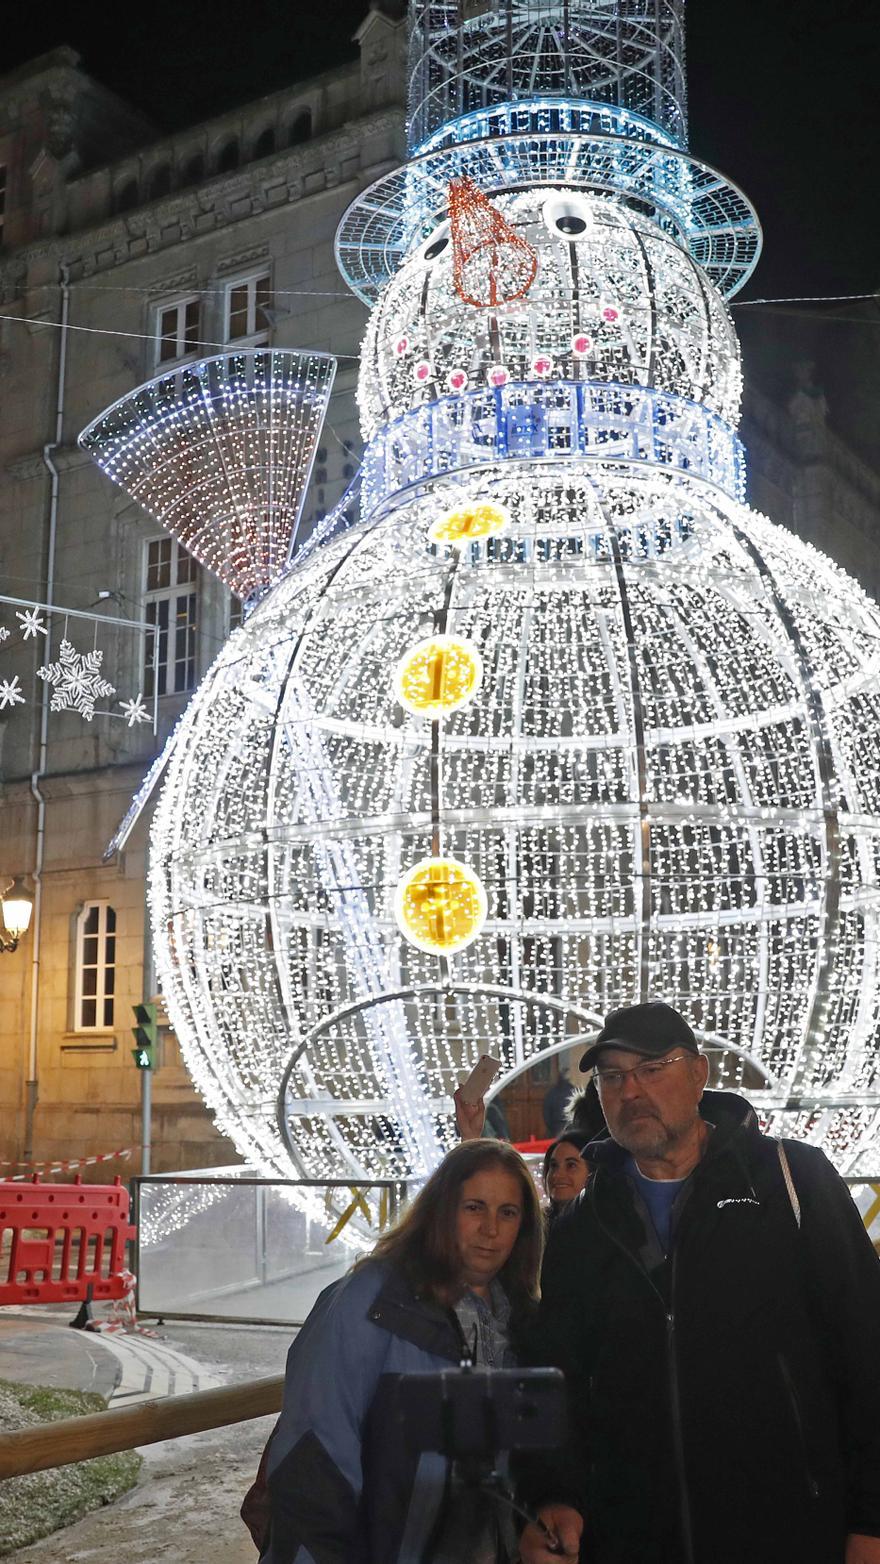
[612,1109,698,1161]
[613,1121,672,1159]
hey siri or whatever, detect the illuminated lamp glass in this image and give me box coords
[393,634,483,716]
[428,500,509,547]
[394,858,488,956]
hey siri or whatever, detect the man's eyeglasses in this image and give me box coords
[593,1054,689,1093]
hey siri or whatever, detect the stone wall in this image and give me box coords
[0,13,407,1178]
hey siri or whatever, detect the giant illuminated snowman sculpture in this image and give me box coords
[83,1,880,1188]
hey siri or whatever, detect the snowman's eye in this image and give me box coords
[542,193,592,241]
[421,222,450,263]
[555,214,587,237]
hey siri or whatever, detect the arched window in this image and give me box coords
[115,179,139,214]
[74,902,116,1030]
[148,163,172,201]
[182,152,205,185]
[254,126,276,160]
[288,110,312,147]
[216,138,240,174]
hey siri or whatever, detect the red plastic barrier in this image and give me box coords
[0,1174,136,1305]
[514,1136,553,1155]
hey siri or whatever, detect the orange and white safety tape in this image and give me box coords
[0,1148,134,1179]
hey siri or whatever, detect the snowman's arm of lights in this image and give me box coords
[103,720,185,860]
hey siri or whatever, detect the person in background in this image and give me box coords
[541,1131,591,1223]
[558,1075,604,1142]
[519,999,880,1564]
[542,1066,574,1137]
[258,1138,543,1564]
[484,1095,511,1141]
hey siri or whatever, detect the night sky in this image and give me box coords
[3,1,879,302]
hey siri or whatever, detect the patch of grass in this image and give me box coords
[0,1377,141,1557]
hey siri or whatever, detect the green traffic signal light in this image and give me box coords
[131,1001,159,1069]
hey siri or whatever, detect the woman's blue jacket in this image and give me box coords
[261,1259,470,1564]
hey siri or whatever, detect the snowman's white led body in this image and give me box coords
[86,3,880,1187]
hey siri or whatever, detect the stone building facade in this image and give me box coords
[0,9,406,1175]
[0,8,877,1175]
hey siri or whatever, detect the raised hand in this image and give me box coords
[453,1086,486,1140]
[519,1504,583,1563]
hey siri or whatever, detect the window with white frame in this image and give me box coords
[0,165,7,245]
[143,537,199,697]
[155,295,201,366]
[75,902,116,1030]
[225,271,271,345]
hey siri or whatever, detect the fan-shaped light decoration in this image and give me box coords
[448,175,538,309]
[394,634,483,716]
[428,501,509,546]
[79,350,336,602]
[394,858,488,955]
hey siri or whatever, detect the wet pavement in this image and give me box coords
[0,1311,294,1564]
[0,1312,120,1400]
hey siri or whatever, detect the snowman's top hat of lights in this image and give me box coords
[336,0,761,307]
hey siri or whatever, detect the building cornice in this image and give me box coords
[0,107,404,300]
[62,55,362,191]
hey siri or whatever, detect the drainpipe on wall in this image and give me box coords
[23,262,70,1163]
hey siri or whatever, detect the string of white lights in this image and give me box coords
[79,0,880,1200]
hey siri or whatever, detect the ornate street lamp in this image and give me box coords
[0,877,34,953]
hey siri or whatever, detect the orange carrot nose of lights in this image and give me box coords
[394,634,483,716]
[394,858,488,956]
[428,500,510,547]
[448,176,538,309]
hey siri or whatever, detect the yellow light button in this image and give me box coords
[428,501,510,547]
[394,858,488,956]
[393,635,482,717]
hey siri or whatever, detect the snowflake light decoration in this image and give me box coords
[37,639,116,720]
[0,676,25,710]
[119,693,151,727]
[83,0,880,1191]
[16,607,47,639]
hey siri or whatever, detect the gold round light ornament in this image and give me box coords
[428,500,510,547]
[393,634,483,716]
[394,858,488,955]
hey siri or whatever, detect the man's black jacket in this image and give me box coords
[521,1090,880,1564]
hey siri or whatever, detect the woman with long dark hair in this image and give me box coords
[542,1130,592,1222]
[256,1139,543,1564]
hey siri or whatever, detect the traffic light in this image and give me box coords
[131,1001,159,1069]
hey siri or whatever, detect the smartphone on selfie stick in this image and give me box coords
[394,1363,570,1559]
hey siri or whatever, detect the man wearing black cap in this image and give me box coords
[519,999,880,1564]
